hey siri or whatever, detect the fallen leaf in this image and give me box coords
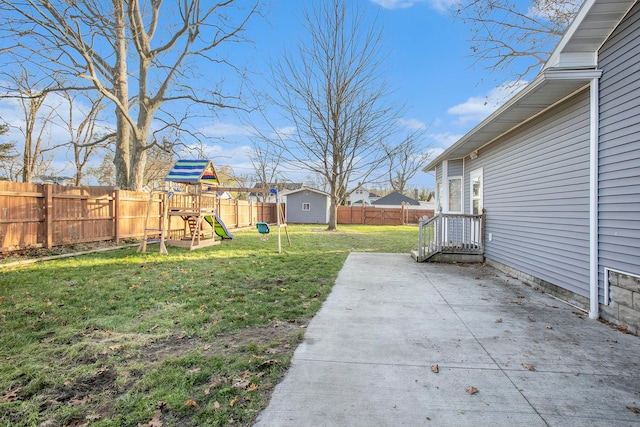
[108,345,123,352]
[188,368,201,374]
[2,388,20,402]
[232,378,250,390]
[140,409,163,427]
[495,318,503,323]
[431,364,439,374]
[545,325,553,330]
[184,399,198,407]
[465,386,478,395]
[258,359,279,368]
[522,363,536,371]
[527,316,536,322]
[627,406,640,414]
[157,401,167,409]
[69,395,91,406]
[229,395,239,407]
[248,383,258,392]
[86,414,101,422]
[213,401,221,410]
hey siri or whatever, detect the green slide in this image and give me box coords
[204,215,234,240]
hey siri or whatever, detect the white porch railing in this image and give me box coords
[416,209,485,262]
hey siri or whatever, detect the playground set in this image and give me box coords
[137,159,289,254]
[138,159,233,254]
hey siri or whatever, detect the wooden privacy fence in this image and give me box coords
[337,205,434,226]
[0,181,278,253]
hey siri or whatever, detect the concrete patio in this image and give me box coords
[254,253,640,427]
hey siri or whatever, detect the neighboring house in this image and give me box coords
[348,188,380,206]
[32,175,75,186]
[280,187,330,224]
[423,0,640,332]
[373,191,421,208]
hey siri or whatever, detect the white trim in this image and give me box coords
[589,77,599,319]
[302,202,311,212]
[447,176,463,214]
[469,168,484,215]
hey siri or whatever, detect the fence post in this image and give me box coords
[43,184,53,249]
[114,189,120,243]
[361,201,365,224]
[235,199,240,227]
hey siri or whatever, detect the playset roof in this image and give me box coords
[165,159,219,185]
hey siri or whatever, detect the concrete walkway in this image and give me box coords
[254,253,640,427]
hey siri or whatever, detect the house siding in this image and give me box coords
[285,190,329,224]
[598,3,640,314]
[448,159,464,177]
[470,89,592,297]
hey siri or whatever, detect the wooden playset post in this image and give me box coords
[274,182,291,253]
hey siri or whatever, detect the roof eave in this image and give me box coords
[423,68,601,173]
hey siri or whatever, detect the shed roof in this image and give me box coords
[373,191,420,206]
[165,159,220,184]
[280,186,330,197]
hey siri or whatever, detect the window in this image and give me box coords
[302,203,310,211]
[448,177,462,213]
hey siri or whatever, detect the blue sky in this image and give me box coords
[0,0,536,189]
[199,0,529,189]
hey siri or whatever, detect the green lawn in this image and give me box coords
[0,225,417,427]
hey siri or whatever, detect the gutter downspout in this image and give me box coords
[589,76,599,319]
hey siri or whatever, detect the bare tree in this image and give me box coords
[0,68,58,182]
[0,0,260,190]
[268,0,400,230]
[142,142,174,190]
[50,91,111,186]
[454,0,581,81]
[0,123,18,180]
[249,136,285,187]
[86,152,116,186]
[382,129,433,194]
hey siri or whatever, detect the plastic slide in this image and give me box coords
[204,215,234,239]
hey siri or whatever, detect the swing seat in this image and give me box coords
[256,222,270,234]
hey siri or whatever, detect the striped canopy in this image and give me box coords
[165,159,220,184]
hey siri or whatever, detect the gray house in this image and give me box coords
[423,0,640,333]
[281,187,330,224]
[373,191,421,207]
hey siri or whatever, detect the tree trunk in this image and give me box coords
[113,0,131,189]
[327,194,339,231]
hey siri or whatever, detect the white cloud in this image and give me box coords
[427,132,463,148]
[199,121,253,138]
[447,81,528,126]
[398,118,427,130]
[272,126,296,139]
[371,0,417,9]
[370,0,455,12]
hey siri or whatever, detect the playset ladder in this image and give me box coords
[137,191,169,254]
